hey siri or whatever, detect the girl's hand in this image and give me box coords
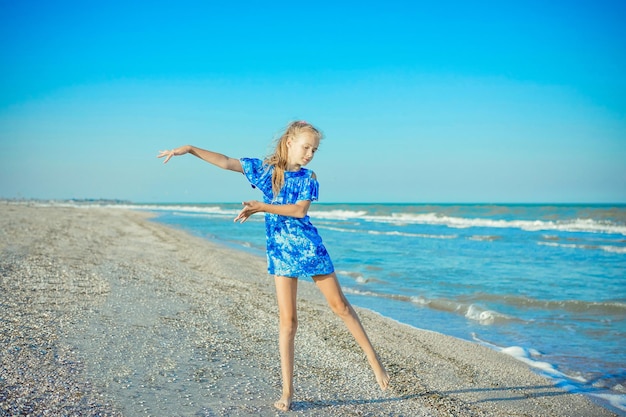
[234,201,264,223]
[157,146,191,164]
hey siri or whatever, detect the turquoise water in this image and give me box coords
[126,202,625,412]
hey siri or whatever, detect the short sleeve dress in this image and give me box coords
[240,158,334,278]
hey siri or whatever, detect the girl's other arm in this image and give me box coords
[157,145,243,172]
[234,200,311,223]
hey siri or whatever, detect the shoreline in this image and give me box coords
[0,203,618,416]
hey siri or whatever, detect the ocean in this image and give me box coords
[120,202,625,413]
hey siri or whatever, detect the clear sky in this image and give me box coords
[1,0,624,203]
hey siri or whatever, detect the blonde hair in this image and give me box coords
[265,120,323,197]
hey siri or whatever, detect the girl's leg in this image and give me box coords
[274,275,298,411]
[313,272,390,390]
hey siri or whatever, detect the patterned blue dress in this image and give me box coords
[240,158,334,278]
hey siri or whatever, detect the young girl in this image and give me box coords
[157,121,389,411]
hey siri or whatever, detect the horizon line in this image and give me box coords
[3,198,626,206]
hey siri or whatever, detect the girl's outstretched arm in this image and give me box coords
[157,145,243,172]
[234,200,311,223]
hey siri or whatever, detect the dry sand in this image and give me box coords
[0,203,617,416]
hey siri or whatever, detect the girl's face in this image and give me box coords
[287,132,319,169]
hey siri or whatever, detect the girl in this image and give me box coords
[157,121,389,411]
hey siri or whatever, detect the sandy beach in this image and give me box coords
[0,203,617,416]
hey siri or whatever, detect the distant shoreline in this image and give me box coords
[3,198,626,206]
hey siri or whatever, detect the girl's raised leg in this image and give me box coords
[313,272,390,390]
[274,275,299,411]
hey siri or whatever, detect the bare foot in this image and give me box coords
[274,394,292,411]
[369,354,390,390]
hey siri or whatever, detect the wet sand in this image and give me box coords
[0,203,617,416]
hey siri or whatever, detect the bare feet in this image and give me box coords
[369,354,391,390]
[274,394,292,411]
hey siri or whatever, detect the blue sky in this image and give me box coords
[1,0,624,203]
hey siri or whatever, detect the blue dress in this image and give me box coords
[240,158,334,278]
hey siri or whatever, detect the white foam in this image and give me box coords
[497,345,626,413]
[317,223,457,239]
[383,213,626,235]
[337,270,370,284]
[410,297,515,325]
[308,209,626,236]
[308,209,368,220]
[316,225,360,233]
[500,346,564,376]
[465,304,502,325]
[538,241,626,254]
[367,230,457,239]
[600,245,626,254]
[469,235,501,241]
[473,337,579,382]
[471,334,626,414]
[538,241,582,249]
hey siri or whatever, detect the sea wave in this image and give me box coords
[367,230,458,239]
[341,284,626,325]
[410,295,515,325]
[316,224,458,239]
[309,209,626,236]
[337,270,382,284]
[469,235,502,241]
[538,241,626,254]
[474,336,626,413]
[341,287,517,325]
[309,209,368,219]
[461,293,626,316]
